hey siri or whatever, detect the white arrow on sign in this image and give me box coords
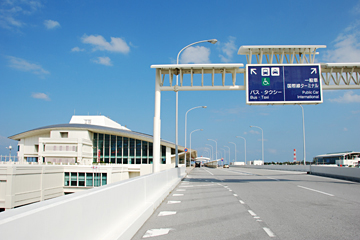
[311,68,317,74]
[250,68,257,75]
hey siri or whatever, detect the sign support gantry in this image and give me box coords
[151,45,360,172]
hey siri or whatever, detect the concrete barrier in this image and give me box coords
[232,165,360,182]
[0,166,186,240]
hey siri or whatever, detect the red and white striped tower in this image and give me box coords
[293,149,297,162]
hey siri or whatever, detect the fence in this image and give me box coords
[0,156,18,162]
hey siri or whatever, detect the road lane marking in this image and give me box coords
[172,194,184,196]
[167,201,181,204]
[298,185,334,197]
[158,211,176,216]
[239,200,245,204]
[176,189,186,191]
[233,194,238,196]
[248,210,256,216]
[143,228,173,238]
[263,227,276,237]
[266,177,280,181]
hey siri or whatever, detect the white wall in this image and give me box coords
[0,167,186,240]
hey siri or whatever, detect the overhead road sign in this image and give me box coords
[246,64,322,105]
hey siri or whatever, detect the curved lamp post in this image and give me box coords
[236,136,247,165]
[189,129,203,166]
[250,125,264,162]
[205,144,214,160]
[185,106,206,166]
[224,145,231,165]
[228,142,236,164]
[207,139,218,160]
[175,39,217,167]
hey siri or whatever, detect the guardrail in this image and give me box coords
[232,165,360,182]
[0,166,186,240]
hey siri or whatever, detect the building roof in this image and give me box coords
[9,123,177,148]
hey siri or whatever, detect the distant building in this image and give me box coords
[0,115,196,211]
[249,160,264,165]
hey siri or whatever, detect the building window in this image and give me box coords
[64,172,69,186]
[94,173,101,187]
[149,142,153,164]
[136,140,141,164]
[35,144,39,152]
[60,132,68,138]
[129,138,135,164]
[117,136,122,164]
[86,173,93,186]
[102,173,107,185]
[84,119,91,124]
[123,137,128,164]
[142,141,148,164]
[161,146,166,164]
[78,173,85,186]
[70,173,77,186]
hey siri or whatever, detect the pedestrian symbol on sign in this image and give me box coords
[262,77,270,86]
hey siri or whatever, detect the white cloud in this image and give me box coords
[180,46,211,64]
[219,36,237,62]
[7,56,50,75]
[0,0,42,29]
[328,91,360,103]
[249,130,260,135]
[32,92,50,101]
[93,56,112,66]
[71,47,85,52]
[44,19,60,29]
[81,34,130,54]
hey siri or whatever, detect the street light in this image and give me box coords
[175,39,218,168]
[221,148,226,165]
[189,129,203,167]
[299,105,306,165]
[204,147,211,158]
[236,136,247,165]
[205,144,213,160]
[185,106,206,166]
[250,125,264,162]
[6,145,12,162]
[224,145,230,165]
[228,142,236,164]
[207,139,217,160]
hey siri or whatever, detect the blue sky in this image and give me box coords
[1,0,360,163]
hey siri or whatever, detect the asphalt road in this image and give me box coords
[131,167,360,240]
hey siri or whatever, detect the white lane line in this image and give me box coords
[167,201,181,204]
[233,194,238,197]
[229,189,233,192]
[179,185,193,188]
[176,189,186,191]
[266,177,280,181]
[143,228,173,238]
[158,211,176,216]
[204,169,214,175]
[248,210,256,216]
[172,194,184,196]
[298,185,334,197]
[239,200,245,204]
[263,227,276,237]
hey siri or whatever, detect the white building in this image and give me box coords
[0,115,196,211]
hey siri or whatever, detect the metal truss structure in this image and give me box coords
[151,45,360,172]
[153,45,360,91]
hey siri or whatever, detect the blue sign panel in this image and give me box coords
[246,64,322,105]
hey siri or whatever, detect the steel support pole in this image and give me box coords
[153,69,161,173]
[299,105,306,165]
